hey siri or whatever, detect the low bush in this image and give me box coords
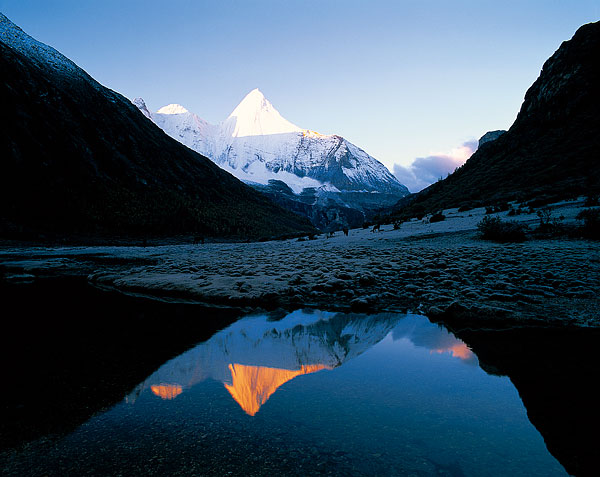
[485,202,511,214]
[477,216,528,242]
[497,201,510,212]
[576,208,600,239]
[526,195,558,209]
[584,195,599,207]
[536,208,564,234]
[430,212,445,223]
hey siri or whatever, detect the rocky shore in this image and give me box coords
[1,203,598,329]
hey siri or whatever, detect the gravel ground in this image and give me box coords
[1,200,598,328]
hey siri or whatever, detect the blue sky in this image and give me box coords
[1,0,598,190]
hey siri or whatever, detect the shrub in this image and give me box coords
[576,208,600,239]
[477,216,528,242]
[526,195,557,209]
[497,201,510,212]
[486,202,510,214]
[536,208,564,233]
[584,195,599,207]
[430,212,445,223]
[393,220,402,230]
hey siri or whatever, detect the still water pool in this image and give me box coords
[2,310,566,476]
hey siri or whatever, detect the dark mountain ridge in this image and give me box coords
[0,13,314,239]
[393,21,600,217]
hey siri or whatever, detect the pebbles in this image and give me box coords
[2,206,598,327]
[82,233,599,327]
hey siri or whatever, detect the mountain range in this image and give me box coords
[392,21,600,217]
[0,12,314,239]
[134,90,409,230]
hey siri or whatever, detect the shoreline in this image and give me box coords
[0,219,600,328]
[1,201,598,329]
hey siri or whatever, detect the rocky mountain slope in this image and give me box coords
[0,13,314,239]
[135,90,409,229]
[393,21,600,217]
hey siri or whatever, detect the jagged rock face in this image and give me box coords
[394,21,600,215]
[0,13,314,238]
[478,130,506,147]
[516,23,600,126]
[135,89,409,196]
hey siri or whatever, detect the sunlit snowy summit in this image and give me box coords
[133,89,408,196]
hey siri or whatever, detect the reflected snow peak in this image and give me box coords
[130,310,475,415]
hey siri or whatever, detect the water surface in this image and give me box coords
[1,308,568,476]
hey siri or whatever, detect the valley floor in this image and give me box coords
[1,199,598,328]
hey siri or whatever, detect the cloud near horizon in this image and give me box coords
[394,140,477,193]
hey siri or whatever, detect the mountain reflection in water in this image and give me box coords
[5,280,594,476]
[1,303,573,477]
[130,310,476,416]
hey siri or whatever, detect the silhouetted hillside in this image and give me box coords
[0,14,314,239]
[393,21,600,217]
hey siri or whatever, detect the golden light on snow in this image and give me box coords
[432,342,474,361]
[302,129,324,138]
[151,384,183,400]
[224,363,330,416]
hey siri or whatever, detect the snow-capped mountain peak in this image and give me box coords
[133,89,409,198]
[157,103,189,115]
[133,97,152,119]
[222,88,302,138]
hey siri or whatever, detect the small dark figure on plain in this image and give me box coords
[327,231,335,239]
[193,235,205,245]
[371,224,381,233]
[142,238,147,248]
[342,227,349,236]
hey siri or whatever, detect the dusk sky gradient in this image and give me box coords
[1,0,598,190]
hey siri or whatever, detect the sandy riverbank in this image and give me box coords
[1,199,598,328]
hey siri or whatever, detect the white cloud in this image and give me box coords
[393,141,477,193]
